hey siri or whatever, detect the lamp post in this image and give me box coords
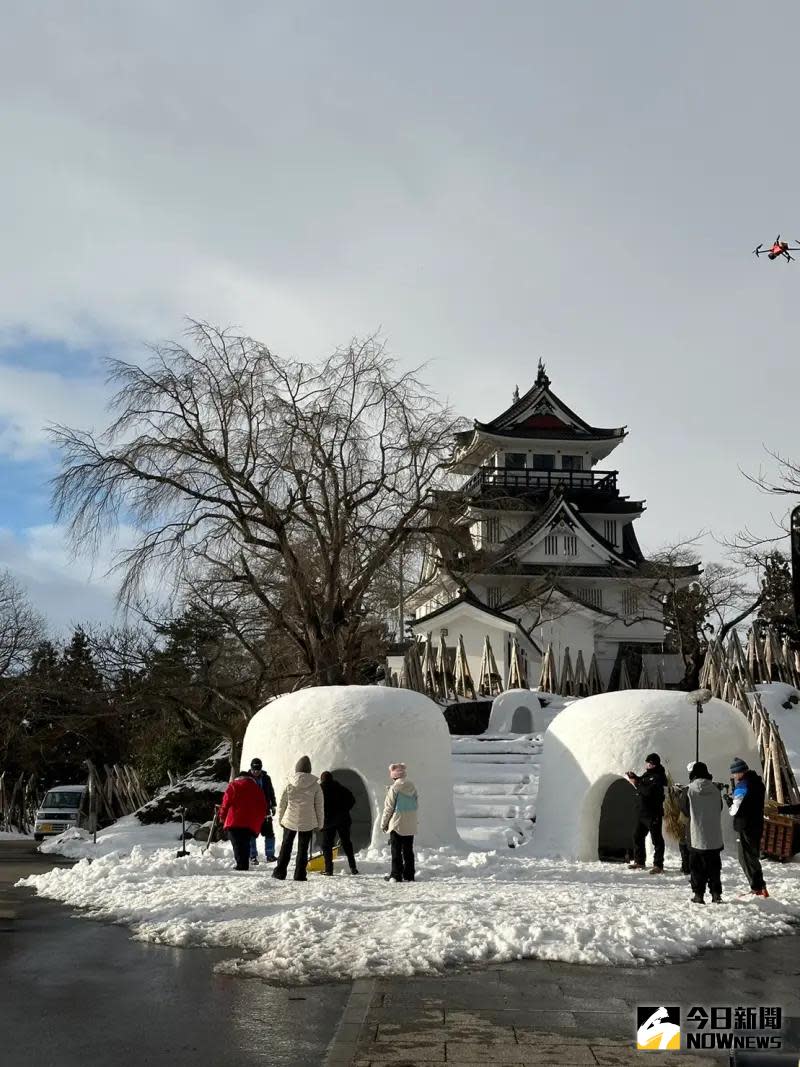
[685,688,712,764]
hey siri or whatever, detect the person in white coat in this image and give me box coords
[381,762,418,882]
[272,755,324,882]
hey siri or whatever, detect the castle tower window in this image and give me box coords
[621,588,639,616]
[604,519,617,545]
[532,453,555,470]
[486,586,502,609]
[544,534,559,556]
[578,587,603,609]
[563,534,578,556]
[562,455,583,471]
[484,516,500,544]
[505,453,526,469]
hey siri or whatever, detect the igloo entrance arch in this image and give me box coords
[331,768,372,851]
[597,775,640,861]
[510,705,534,733]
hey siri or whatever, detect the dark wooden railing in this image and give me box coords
[462,466,618,495]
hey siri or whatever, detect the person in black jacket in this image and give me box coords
[726,757,768,897]
[319,771,359,876]
[249,758,277,864]
[626,752,668,874]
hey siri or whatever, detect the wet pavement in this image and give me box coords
[329,922,800,1064]
[0,840,349,1067]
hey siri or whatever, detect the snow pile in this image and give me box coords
[20,842,800,985]
[243,685,459,849]
[39,814,187,860]
[534,690,761,861]
[755,682,800,780]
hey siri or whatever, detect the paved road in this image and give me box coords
[0,840,349,1067]
[329,927,800,1065]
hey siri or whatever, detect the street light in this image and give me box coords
[685,688,712,764]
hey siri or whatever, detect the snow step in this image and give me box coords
[453,782,530,796]
[455,801,535,819]
[452,753,534,764]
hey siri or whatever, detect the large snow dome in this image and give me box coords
[533,689,761,861]
[242,686,459,850]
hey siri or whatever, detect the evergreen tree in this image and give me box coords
[757,551,800,646]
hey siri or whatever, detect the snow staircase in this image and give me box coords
[451,734,543,850]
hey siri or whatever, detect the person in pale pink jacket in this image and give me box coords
[381,762,418,882]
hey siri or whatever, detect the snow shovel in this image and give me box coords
[202,805,220,854]
[307,846,339,874]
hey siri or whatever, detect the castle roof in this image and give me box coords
[453,361,626,469]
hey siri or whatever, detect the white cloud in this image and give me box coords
[0,523,145,634]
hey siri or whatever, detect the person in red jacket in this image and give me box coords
[218,770,267,871]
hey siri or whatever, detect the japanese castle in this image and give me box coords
[404,361,698,690]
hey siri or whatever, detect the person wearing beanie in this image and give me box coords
[272,755,324,882]
[626,753,668,873]
[675,762,724,903]
[248,757,277,864]
[218,769,268,871]
[726,757,768,897]
[381,762,419,882]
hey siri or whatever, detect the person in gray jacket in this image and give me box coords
[676,761,724,904]
[272,755,324,882]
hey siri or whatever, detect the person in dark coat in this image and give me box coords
[248,758,277,864]
[676,761,724,904]
[218,770,268,871]
[319,771,359,876]
[726,757,768,897]
[626,752,668,873]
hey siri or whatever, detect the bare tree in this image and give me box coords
[0,570,44,677]
[51,325,463,686]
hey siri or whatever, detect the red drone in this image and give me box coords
[753,235,800,262]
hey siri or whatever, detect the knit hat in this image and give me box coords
[250,758,262,770]
[295,755,312,773]
[689,761,712,781]
[389,762,407,780]
[686,761,697,775]
[730,757,749,775]
[645,753,661,765]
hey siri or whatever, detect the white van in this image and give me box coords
[33,784,89,841]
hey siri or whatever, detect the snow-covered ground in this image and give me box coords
[0,830,30,840]
[38,815,184,859]
[19,839,800,985]
[17,682,800,986]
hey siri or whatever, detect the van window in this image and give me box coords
[42,790,83,809]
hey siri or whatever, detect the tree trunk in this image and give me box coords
[228,733,244,779]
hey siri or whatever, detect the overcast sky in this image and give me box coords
[2,2,798,632]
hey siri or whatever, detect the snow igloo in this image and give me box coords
[241,686,459,851]
[488,689,570,735]
[532,689,761,862]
